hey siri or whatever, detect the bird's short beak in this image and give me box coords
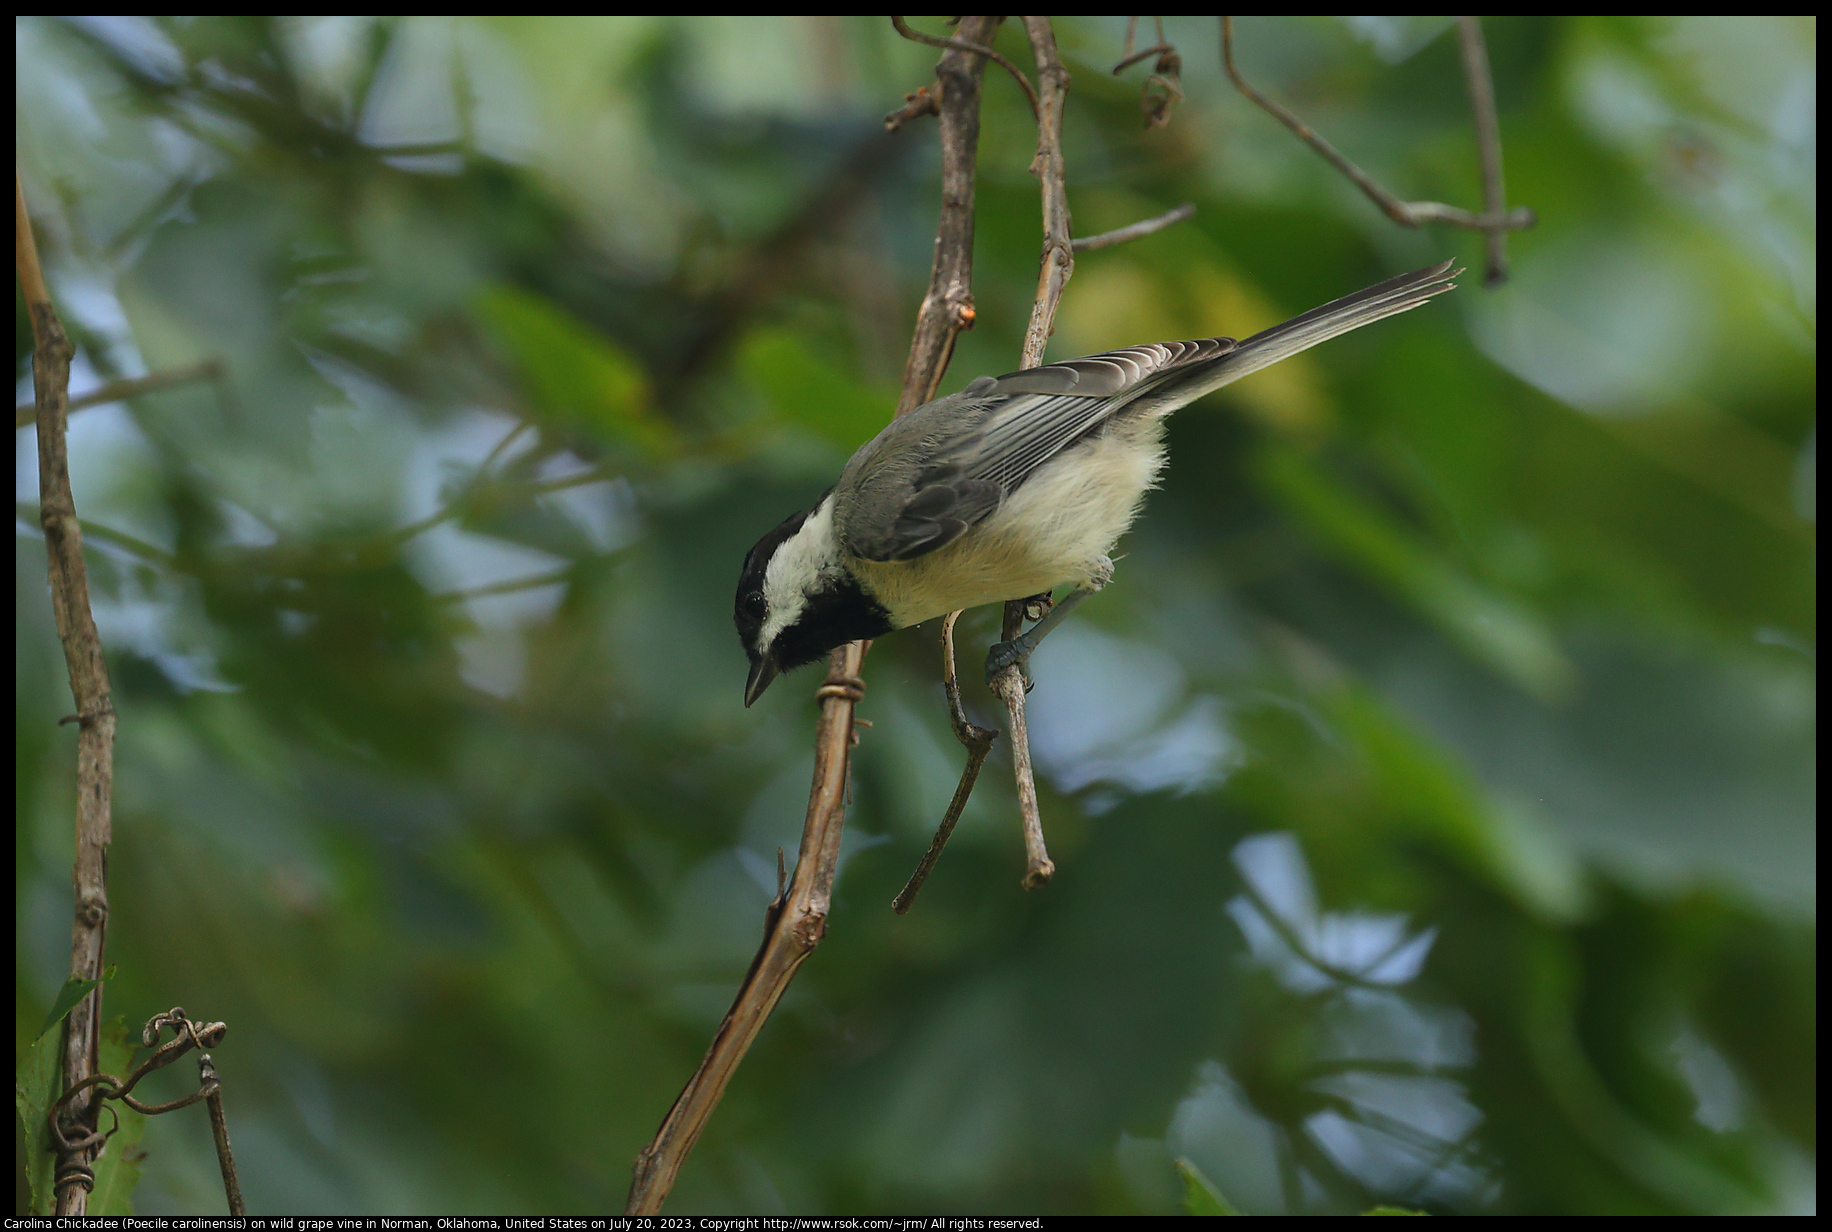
[744,652,780,708]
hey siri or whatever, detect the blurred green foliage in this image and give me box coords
[16,15,1813,1216]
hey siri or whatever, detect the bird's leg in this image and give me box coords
[985,557,1112,686]
[984,590,1094,686]
[1019,591,1054,622]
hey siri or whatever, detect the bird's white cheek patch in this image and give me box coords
[760,498,841,648]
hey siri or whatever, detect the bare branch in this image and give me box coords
[983,15,1080,891]
[1140,50,1184,130]
[1073,202,1196,252]
[378,421,587,552]
[892,15,1039,120]
[991,605,1055,889]
[627,641,867,1213]
[1112,43,1175,75]
[1114,18,1181,128]
[477,417,533,474]
[1220,17,1534,235]
[16,360,224,429]
[75,518,177,568]
[625,16,1005,1213]
[923,16,1075,894]
[883,84,939,132]
[893,611,997,913]
[13,506,178,570]
[1456,16,1515,286]
[1017,16,1074,371]
[898,17,1002,412]
[19,172,117,1219]
[433,568,575,605]
[201,1054,245,1216]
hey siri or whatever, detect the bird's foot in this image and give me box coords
[985,640,1035,692]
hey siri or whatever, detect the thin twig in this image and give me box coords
[1220,17,1534,234]
[1112,44,1175,75]
[1233,875,1419,993]
[200,1055,244,1216]
[1456,16,1514,286]
[1118,16,1170,65]
[1018,17,1074,371]
[79,521,175,567]
[893,611,996,913]
[991,603,1055,888]
[379,450,607,554]
[625,17,1004,1214]
[19,171,116,1219]
[43,1009,242,1215]
[477,417,533,475]
[905,15,1075,893]
[884,85,940,132]
[625,643,866,1214]
[1073,202,1196,252]
[897,17,1001,412]
[12,507,179,569]
[987,15,1078,891]
[1114,17,1181,128]
[1140,51,1184,130]
[892,15,1004,904]
[892,15,1039,120]
[15,360,224,429]
[433,568,575,605]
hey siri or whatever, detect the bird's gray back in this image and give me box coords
[833,338,1239,563]
[828,260,1459,565]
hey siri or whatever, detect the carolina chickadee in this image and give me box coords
[736,260,1460,706]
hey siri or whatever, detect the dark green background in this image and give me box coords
[17,16,1815,1215]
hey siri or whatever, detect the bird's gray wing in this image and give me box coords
[830,378,1011,563]
[838,260,1459,563]
[836,340,1235,562]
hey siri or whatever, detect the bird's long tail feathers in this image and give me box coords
[1145,259,1461,414]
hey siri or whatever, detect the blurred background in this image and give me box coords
[15,15,1814,1216]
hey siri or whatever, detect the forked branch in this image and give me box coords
[19,172,118,1218]
[1220,15,1533,282]
[625,16,1004,1213]
[986,16,1076,891]
[625,642,867,1213]
[892,15,1039,119]
[14,359,225,429]
[909,19,1193,901]
[1073,202,1196,253]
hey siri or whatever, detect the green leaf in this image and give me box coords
[739,327,890,446]
[1333,687,1587,922]
[15,1016,147,1216]
[472,284,673,457]
[87,1018,148,1217]
[37,977,106,1040]
[16,1023,62,1214]
[1257,445,1576,703]
[1175,1156,1241,1216]
[1363,1206,1430,1215]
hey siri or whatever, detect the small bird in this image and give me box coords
[736,260,1460,706]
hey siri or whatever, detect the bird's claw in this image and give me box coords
[985,640,1034,691]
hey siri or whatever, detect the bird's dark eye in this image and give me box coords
[741,590,766,621]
